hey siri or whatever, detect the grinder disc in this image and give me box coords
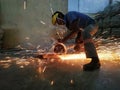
[53,43,67,54]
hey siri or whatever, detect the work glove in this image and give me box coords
[74,44,81,53]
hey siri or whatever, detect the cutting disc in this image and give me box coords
[53,43,67,54]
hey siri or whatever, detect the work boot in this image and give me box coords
[83,57,101,71]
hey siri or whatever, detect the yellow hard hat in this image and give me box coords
[52,13,58,25]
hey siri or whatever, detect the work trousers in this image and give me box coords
[76,24,99,58]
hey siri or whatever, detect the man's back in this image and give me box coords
[64,11,95,28]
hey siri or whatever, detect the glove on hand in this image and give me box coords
[74,44,81,53]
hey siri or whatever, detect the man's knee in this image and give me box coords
[82,25,98,40]
[90,24,98,36]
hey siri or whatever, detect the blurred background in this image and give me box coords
[0,0,120,49]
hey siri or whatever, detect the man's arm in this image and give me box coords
[61,30,78,43]
[61,19,80,43]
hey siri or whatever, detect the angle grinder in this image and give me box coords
[53,43,67,54]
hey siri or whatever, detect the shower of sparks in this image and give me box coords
[36,45,41,49]
[26,42,34,48]
[42,66,46,73]
[49,0,54,14]
[50,80,54,85]
[58,53,86,60]
[56,38,120,61]
[23,0,27,10]
[25,37,30,40]
[16,45,24,49]
[57,51,120,61]
[38,67,42,73]
[0,38,119,73]
[70,79,74,84]
[40,21,46,25]
[50,8,54,14]
[38,66,46,74]
[96,38,120,60]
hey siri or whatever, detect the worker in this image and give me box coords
[51,11,101,71]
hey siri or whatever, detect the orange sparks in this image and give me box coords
[58,53,86,60]
[42,66,46,73]
[57,52,120,61]
[20,65,24,68]
[38,67,42,73]
[70,79,74,84]
[38,66,46,73]
[50,80,54,85]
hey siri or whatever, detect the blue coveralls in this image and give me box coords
[64,11,99,58]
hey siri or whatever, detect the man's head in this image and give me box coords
[52,11,65,25]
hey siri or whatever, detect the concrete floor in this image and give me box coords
[0,38,120,90]
[0,50,120,90]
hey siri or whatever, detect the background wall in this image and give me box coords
[95,1,120,38]
[0,0,68,49]
[68,0,109,13]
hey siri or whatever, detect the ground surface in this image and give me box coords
[0,54,120,90]
[0,38,120,90]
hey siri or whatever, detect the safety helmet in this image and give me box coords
[52,11,64,25]
[52,13,58,25]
